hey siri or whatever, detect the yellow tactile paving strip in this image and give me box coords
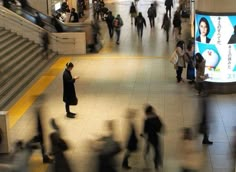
[8,57,71,129]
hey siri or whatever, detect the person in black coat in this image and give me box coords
[28,95,53,163]
[19,0,29,9]
[69,8,79,22]
[122,109,138,169]
[143,105,164,170]
[3,0,11,9]
[41,31,50,59]
[135,12,146,39]
[105,11,115,38]
[165,0,173,18]
[52,15,64,32]
[49,119,72,172]
[63,62,79,118]
[35,12,44,28]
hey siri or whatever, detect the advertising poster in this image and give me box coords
[195,12,236,82]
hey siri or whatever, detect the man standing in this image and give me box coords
[165,0,173,18]
[113,14,123,45]
[69,8,79,22]
[63,62,79,118]
[143,105,164,170]
[147,4,156,28]
[105,11,115,39]
[135,12,146,39]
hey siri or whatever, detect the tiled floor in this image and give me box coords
[4,0,236,172]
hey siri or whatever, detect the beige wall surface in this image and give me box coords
[28,0,48,14]
[196,0,236,13]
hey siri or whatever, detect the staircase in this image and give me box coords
[0,27,58,110]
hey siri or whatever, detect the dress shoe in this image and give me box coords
[122,165,131,170]
[66,113,75,118]
[202,140,213,145]
[69,112,76,116]
[43,155,53,163]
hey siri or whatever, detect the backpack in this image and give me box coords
[147,7,155,17]
[130,6,136,13]
[163,18,170,30]
[113,18,120,27]
[137,17,143,25]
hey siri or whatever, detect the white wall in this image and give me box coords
[27,0,48,14]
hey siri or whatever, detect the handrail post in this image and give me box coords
[0,111,10,153]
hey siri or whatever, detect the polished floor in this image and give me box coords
[4,0,236,172]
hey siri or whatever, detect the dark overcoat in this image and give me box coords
[126,124,138,152]
[50,132,72,172]
[63,69,77,105]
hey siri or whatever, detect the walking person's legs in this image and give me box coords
[166,30,169,42]
[151,140,162,170]
[116,29,120,44]
[137,27,140,37]
[108,26,113,38]
[140,27,143,38]
[122,150,131,169]
[152,17,155,27]
[169,8,172,18]
[149,17,152,28]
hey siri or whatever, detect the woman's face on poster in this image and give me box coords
[199,21,208,36]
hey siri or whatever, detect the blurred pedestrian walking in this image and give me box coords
[164,0,173,18]
[179,128,203,172]
[41,31,50,59]
[129,2,137,25]
[113,14,123,45]
[147,4,156,28]
[143,105,164,170]
[49,119,72,172]
[122,109,138,170]
[161,13,171,42]
[135,12,146,39]
[105,11,115,38]
[96,120,122,172]
[28,95,53,163]
[198,96,213,145]
[35,12,44,28]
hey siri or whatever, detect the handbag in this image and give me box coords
[70,97,78,106]
[169,50,178,65]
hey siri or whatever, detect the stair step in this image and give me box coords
[0,28,58,110]
[0,36,24,54]
[0,37,30,58]
[0,52,58,110]
[0,43,38,71]
[0,47,42,88]
[0,31,15,41]
[0,30,9,37]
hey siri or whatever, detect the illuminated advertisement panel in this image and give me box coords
[195,12,236,82]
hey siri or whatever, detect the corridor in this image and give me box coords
[4,0,235,172]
